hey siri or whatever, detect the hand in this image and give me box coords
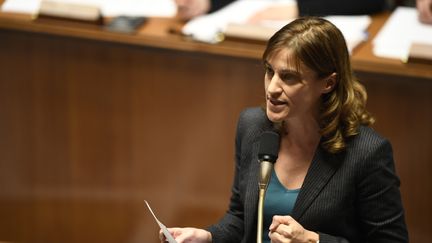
[417,0,432,24]
[159,227,212,243]
[269,215,319,243]
[175,0,211,20]
[247,5,299,24]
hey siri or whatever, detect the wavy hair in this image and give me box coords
[262,17,374,154]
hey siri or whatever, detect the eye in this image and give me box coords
[280,72,300,83]
[264,65,274,78]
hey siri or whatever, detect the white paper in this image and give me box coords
[182,0,370,52]
[373,7,432,61]
[1,0,177,17]
[101,0,176,17]
[325,15,371,53]
[1,0,41,14]
[182,0,296,43]
[144,200,177,243]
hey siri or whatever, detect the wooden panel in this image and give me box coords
[0,29,264,243]
[353,13,432,79]
[1,10,432,243]
[358,72,432,243]
[1,9,431,79]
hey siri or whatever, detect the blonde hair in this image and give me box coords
[263,17,374,154]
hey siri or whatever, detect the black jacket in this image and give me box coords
[209,0,387,16]
[208,107,408,243]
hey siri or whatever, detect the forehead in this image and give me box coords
[266,48,315,76]
[267,48,296,70]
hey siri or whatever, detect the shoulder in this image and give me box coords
[238,107,267,125]
[235,107,273,145]
[347,125,392,156]
[343,126,395,178]
[237,107,271,134]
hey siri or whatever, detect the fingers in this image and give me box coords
[247,5,298,24]
[175,0,194,20]
[174,232,193,243]
[418,0,432,24]
[269,230,290,243]
[269,215,305,242]
[268,216,319,243]
[158,229,165,242]
[159,227,212,243]
[269,215,295,231]
[175,0,210,20]
[270,221,296,239]
[159,227,181,242]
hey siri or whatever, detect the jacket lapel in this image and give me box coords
[244,120,275,230]
[244,140,260,237]
[292,147,342,220]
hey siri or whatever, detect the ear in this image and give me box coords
[322,72,337,94]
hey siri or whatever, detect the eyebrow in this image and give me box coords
[264,61,301,76]
[279,69,301,77]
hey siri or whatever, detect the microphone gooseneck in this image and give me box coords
[257,131,280,243]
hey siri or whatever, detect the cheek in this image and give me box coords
[264,78,270,91]
[283,84,303,99]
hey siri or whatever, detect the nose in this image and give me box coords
[266,75,282,96]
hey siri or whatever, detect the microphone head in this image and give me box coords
[258,131,280,163]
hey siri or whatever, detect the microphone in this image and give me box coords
[257,131,280,243]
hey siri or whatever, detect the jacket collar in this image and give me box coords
[247,141,342,222]
[292,147,342,220]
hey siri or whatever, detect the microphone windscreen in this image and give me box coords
[258,131,280,163]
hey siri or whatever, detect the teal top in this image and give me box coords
[263,168,300,243]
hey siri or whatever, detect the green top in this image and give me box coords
[263,168,300,243]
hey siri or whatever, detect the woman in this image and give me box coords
[161,17,408,243]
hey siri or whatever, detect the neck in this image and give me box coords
[281,116,321,151]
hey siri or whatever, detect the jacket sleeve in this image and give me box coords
[209,0,236,13]
[210,0,386,16]
[354,139,408,242]
[313,137,408,243]
[207,110,247,243]
[297,0,387,16]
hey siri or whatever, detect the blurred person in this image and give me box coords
[159,17,408,243]
[174,0,232,20]
[175,0,432,25]
[416,0,432,24]
[174,0,388,21]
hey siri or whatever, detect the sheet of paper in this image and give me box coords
[325,15,371,53]
[182,0,370,53]
[1,0,177,17]
[182,0,296,43]
[144,200,177,243]
[373,7,432,62]
[1,0,41,14]
[101,0,176,17]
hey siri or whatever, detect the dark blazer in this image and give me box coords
[209,0,387,16]
[208,107,408,243]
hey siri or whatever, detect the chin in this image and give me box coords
[266,110,287,123]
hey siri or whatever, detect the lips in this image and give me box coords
[268,97,287,106]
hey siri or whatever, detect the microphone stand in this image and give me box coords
[257,161,273,243]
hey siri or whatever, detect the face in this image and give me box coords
[264,48,333,124]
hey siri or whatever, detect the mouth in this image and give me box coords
[267,96,287,106]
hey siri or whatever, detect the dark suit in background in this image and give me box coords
[208,107,408,243]
[210,0,387,15]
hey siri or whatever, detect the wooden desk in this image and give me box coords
[353,13,432,79]
[0,6,431,243]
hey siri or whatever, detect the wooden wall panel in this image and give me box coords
[0,29,264,243]
[0,28,431,243]
[358,72,432,243]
